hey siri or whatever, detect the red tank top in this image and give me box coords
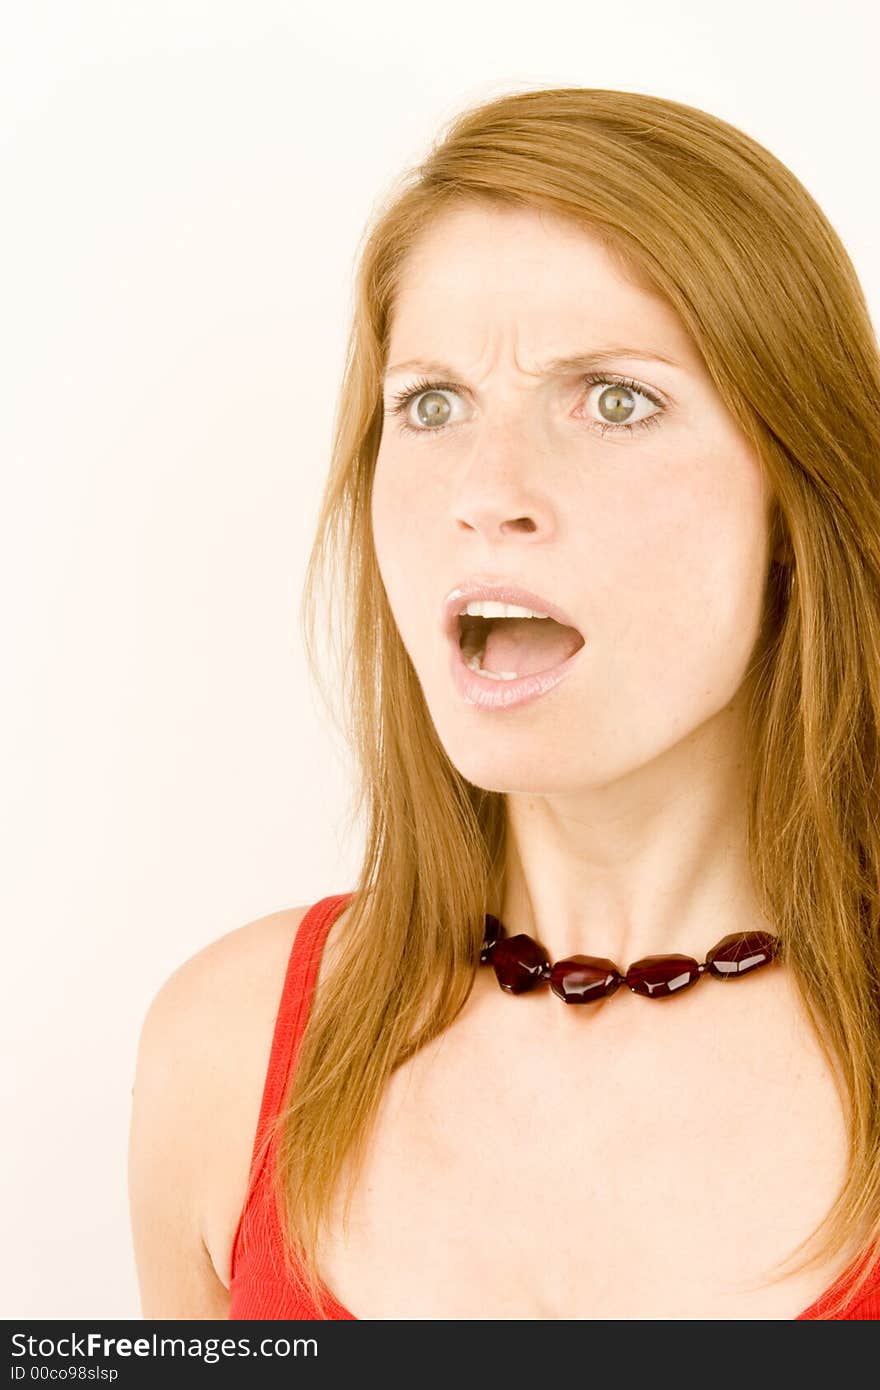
[227,893,880,1320]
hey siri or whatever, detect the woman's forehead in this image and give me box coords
[385,204,702,377]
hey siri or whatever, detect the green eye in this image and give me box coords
[387,372,666,439]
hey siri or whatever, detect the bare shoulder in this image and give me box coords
[128,901,350,1316]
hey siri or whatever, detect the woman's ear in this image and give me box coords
[769,498,794,568]
[772,537,794,567]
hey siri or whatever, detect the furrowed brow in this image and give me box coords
[383,348,681,381]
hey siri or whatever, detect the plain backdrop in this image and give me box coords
[2,0,878,1320]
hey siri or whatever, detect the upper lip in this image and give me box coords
[441,580,585,643]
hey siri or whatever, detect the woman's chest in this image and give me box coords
[314,986,855,1319]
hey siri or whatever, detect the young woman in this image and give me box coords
[128,86,880,1320]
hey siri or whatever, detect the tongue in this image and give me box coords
[481,617,583,677]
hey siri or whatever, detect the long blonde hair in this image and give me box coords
[261,87,880,1317]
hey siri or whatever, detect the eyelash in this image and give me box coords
[386,372,666,439]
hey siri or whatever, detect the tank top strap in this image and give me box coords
[249,892,354,1170]
[233,893,354,1237]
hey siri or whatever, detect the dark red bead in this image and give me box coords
[705,930,781,979]
[480,913,505,963]
[490,933,550,994]
[549,956,622,1004]
[625,954,702,998]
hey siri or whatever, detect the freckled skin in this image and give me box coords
[371,201,778,969]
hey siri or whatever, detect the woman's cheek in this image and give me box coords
[371,465,430,629]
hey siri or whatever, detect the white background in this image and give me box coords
[2,0,877,1319]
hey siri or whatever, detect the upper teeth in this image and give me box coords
[460,601,551,619]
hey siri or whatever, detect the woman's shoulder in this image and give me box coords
[130,899,352,1299]
[134,905,312,1103]
[138,896,351,1051]
[146,905,311,1019]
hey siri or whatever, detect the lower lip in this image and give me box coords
[448,632,586,711]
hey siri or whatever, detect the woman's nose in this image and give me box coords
[453,506,541,538]
[450,428,558,542]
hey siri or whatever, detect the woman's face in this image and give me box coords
[371,202,774,792]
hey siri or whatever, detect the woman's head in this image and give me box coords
[289,88,880,1315]
[308,87,880,817]
[372,198,779,794]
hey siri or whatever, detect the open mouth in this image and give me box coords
[457,613,586,682]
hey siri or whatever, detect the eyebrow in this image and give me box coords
[383,347,682,381]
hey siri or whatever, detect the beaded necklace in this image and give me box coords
[479,915,782,1003]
